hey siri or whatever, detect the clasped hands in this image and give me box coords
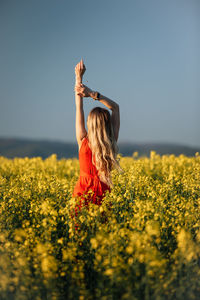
[74,59,93,98]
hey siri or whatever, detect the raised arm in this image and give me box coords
[75,84,120,142]
[74,60,87,148]
[96,93,120,142]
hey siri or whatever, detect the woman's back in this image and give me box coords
[72,136,111,210]
[79,136,98,177]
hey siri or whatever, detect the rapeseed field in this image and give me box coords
[0,151,200,299]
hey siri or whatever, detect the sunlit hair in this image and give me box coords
[87,107,123,188]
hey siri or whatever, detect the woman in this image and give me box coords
[72,59,121,229]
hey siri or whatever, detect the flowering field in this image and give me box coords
[0,152,200,300]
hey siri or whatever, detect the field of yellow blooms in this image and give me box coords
[0,151,200,300]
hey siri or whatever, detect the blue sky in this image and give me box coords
[0,0,199,146]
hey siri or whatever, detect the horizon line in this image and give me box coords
[0,135,200,149]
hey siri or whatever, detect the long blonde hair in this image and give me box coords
[87,107,122,188]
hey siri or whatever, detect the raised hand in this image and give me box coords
[75,58,86,79]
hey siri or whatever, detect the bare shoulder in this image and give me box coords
[78,134,88,150]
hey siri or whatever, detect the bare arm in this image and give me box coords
[74,60,87,148]
[91,92,120,142]
[92,92,119,111]
[111,104,120,142]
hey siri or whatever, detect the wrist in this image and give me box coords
[75,75,82,84]
[89,90,96,98]
[90,91,100,100]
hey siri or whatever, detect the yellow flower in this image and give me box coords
[126,245,134,254]
[104,268,113,276]
[90,238,98,249]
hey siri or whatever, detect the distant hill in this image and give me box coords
[0,137,199,159]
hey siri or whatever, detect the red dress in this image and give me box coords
[72,136,111,225]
